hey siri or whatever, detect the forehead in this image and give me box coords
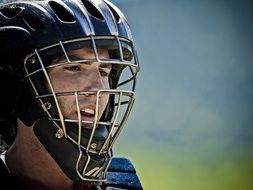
[67,47,109,58]
[49,46,110,65]
[49,47,113,68]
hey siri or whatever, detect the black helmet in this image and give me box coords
[0,0,139,185]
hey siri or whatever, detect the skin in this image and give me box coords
[48,47,111,128]
[5,47,112,190]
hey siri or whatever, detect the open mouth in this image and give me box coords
[80,108,95,117]
[78,107,97,125]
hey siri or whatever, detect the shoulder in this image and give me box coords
[103,157,143,190]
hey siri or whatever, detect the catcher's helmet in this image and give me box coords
[0,0,139,185]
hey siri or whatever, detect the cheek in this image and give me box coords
[100,79,110,109]
[100,94,109,110]
[51,81,69,92]
[49,74,75,92]
[48,71,61,92]
[57,95,73,108]
[103,78,110,89]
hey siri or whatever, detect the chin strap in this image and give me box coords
[74,157,143,190]
[33,118,111,184]
[33,118,142,189]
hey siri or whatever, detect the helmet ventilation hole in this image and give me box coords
[81,0,104,21]
[23,15,45,31]
[105,2,120,23]
[49,1,75,23]
[0,7,23,19]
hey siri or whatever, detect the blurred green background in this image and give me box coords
[110,0,253,190]
[1,0,252,189]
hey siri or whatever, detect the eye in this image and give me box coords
[99,69,110,77]
[64,65,81,71]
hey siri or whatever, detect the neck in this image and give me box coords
[6,118,74,190]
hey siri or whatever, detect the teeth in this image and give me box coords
[81,108,95,115]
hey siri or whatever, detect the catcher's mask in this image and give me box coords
[25,36,139,184]
[0,0,139,185]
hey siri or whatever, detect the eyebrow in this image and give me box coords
[99,63,112,70]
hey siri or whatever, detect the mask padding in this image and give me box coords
[0,7,23,19]
[81,0,104,21]
[49,1,75,23]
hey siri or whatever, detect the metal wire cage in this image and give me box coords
[23,35,139,182]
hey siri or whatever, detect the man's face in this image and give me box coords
[47,47,111,128]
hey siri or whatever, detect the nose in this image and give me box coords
[81,67,105,91]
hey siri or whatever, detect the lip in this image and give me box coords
[77,104,98,122]
[80,113,95,122]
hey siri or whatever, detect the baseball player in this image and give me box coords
[0,0,142,189]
